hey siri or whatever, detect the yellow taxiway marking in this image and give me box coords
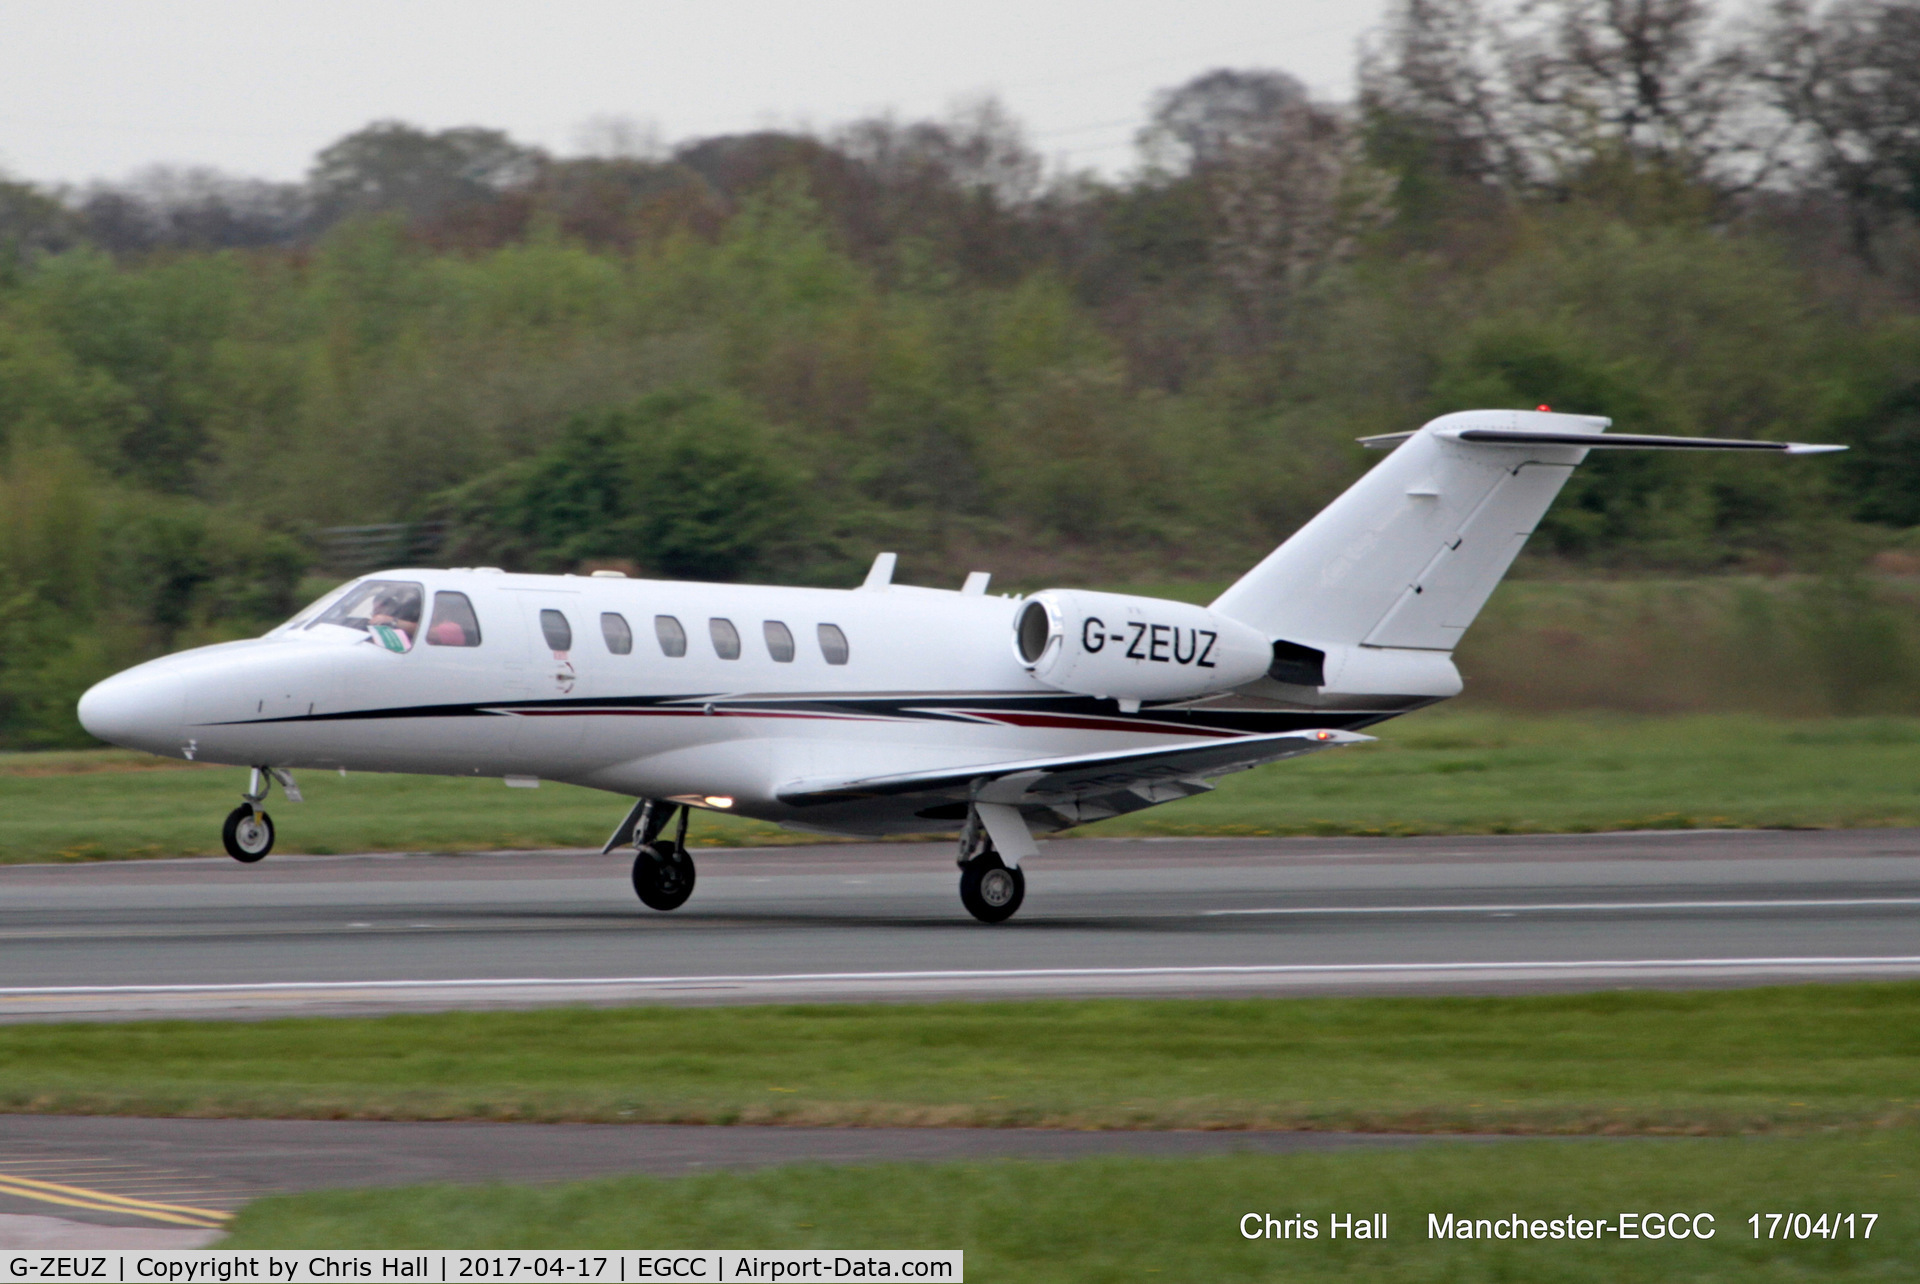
[0,1172,231,1228]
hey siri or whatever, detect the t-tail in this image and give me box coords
[1205,408,1843,696]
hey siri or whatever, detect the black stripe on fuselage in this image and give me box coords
[201,691,1424,737]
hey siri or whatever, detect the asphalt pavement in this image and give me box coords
[3,829,1916,1245]
[3,829,1919,1018]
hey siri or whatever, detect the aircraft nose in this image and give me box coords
[77,666,186,753]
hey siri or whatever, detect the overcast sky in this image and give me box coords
[0,0,1387,187]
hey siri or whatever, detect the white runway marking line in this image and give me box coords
[6,956,1920,998]
[1204,896,1920,917]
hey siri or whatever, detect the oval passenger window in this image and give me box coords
[817,623,850,665]
[425,592,482,647]
[710,618,741,660]
[764,620,795,662]
[540,609,573,653]
[602,612,633,655]
[655,615,687,657]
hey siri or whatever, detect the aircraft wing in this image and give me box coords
[777,728,1372,814]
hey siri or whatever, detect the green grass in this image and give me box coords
[1098,710,1920,838]
[0,749,798,863]
[7,711,1920,863]
[6,987,1918,1133]
[221,1137,1920,1281]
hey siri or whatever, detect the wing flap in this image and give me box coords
[777,729,1372,809]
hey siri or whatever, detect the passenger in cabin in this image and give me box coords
[425,591,482,648]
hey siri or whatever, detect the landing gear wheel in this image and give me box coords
[222,805,274,863]
[959,852,1025,923]
[632,840,697,911]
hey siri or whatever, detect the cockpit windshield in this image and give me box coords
[274,581,355,634]
[306,579,425,652]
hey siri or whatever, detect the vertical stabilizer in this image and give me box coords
[1210,410,1604,651]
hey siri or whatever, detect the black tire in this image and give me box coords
[959,852,1025,923]
[632,840,697,911]
[222,804,274,863]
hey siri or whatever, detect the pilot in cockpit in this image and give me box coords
[368,592,420,652]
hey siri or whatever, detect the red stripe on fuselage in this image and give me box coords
[497,707,878,722]
[927,709,1246,738]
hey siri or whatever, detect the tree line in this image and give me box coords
[2,0,1919,745]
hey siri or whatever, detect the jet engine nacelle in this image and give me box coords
[1013,589,1273,703]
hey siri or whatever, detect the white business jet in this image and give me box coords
[77,410,1841,921]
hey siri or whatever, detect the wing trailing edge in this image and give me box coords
[777,728,1371,810]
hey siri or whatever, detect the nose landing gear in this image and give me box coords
[222,805,274,862]
[221,767,300,863]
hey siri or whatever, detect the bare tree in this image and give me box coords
[1363,0,1776,191]
[1751,0,1920,252]
[1360,0,1530,187]
[837,98,1042,207]
[1142,70,1393,333]
[1508,0,1772,183]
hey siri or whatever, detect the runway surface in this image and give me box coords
[4,829,1920,1019]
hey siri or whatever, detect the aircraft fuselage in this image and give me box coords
[77,568,1412,836]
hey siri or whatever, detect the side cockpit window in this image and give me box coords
[308,579,424,653]
[425,592,482,647]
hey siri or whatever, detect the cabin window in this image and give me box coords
[710,617,741,660]
[539,609,573,653]
[817,623,850,665]
[425,592,482,647]
[307,579,424,653]
[655,615,687,657]
[601,612,633,655]
[763,620,795,662]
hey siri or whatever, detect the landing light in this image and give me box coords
[1314,730,1333,741]
[704,796,735,809]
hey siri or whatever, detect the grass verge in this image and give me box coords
[5,986,1918,1133]
[9,711,1920,863]
[220,1136,1919,1281]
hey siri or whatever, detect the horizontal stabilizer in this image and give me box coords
[1213,408,1846,658]
[1360,428,1845,453]
[779,729,1371,809]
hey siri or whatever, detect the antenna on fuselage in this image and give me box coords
[862,552,897,590]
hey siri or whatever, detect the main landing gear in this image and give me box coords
[222,767,301,863]
[607,800,698,912]
[957,807,1027,924]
